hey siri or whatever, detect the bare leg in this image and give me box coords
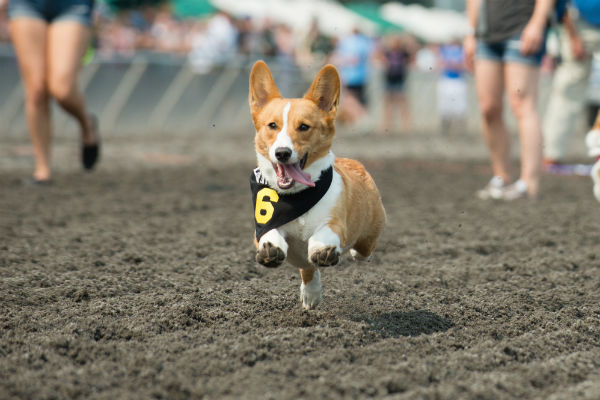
[397,91,412,133]
[46,21,95,145]
[475,59,511,183]
[505,62,542,197]
[9,18,51,181]
[380,92,394,134]
[341,92,366,125]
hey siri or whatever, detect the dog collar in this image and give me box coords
[250,166,333,241]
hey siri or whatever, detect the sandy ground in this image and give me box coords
[1,132,600,399]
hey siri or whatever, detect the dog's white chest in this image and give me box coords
[280,170,343,242]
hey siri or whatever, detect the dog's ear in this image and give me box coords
[249,60,281,115]
[304,64,340,115]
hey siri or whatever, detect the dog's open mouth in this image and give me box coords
[274,154,314,189]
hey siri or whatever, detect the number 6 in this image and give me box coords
[255,188,279,224]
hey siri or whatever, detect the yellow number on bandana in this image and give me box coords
[255,188,279,224]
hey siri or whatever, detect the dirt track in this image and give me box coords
[2,141,600,399]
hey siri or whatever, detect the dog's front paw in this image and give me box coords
[310,246,340,267]
[256,242,286,268]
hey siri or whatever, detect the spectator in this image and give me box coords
[236,16,256,57]
[299,18,334,66]
[437,39,467,134]
[543,0,600,172]
[150,10,184,53]
[273,23,297,94]
[465,0,554,200]
[97,16,137,57]
[332,28,375,126]
[7,0,100,184]
[257,18,277,58]
[188,11,237,73]
[379,34,413,134]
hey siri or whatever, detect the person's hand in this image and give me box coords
[570,34,586,60]
[463,34,477,72]
[563,11,586,60]
[520,21,545,56]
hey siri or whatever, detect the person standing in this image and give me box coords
[7,0,100,184]
[437,40,467,135]
[464,0,554,200]
[332,28,375,127]
[379,34,413,135]
[543,0,600,171]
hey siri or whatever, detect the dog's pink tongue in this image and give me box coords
[283,163,315,187]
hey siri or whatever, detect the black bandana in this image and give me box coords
[250,166,333,241]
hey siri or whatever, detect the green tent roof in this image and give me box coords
[173,0,216,18]
[344,2,403,33]
[100,0,216,17]
[102,0,165,11]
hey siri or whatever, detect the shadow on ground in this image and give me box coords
[355,310,454,338]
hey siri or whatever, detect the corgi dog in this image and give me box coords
[586,111,600,202]
[249,61,386,310]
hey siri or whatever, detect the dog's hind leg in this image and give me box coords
[300,268,322,310]
[350,237,377,261]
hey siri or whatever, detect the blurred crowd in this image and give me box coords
[90,5,457,131]
[86,5,424,75]
[0,1,470,133]
[0,2,421,70]
[0,2,468,135]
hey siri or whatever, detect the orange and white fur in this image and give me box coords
[249,61,386,310]
[586,111,600,202]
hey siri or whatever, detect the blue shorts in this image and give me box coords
[476,34,546,67]
[8,0,94,27]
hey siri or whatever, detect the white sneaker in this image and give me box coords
[501,179,529,201]
[477,176,506,200]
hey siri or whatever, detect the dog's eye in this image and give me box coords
[268,122,278,130]
[298,123,310,132]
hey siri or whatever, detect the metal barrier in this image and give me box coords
[0,43,568,141]
[0,46,318,139]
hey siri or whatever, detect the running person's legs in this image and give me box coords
[47,20,95,145]
[9,18,52,181]
[9,0,96,181]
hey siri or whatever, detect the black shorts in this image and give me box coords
[345,84,367,106]
[8,0,95,26]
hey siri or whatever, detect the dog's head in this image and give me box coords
[249,60,340,193]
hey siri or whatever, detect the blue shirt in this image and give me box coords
[574,0,600,27]
[335,33,374,86]
[439,44,464,79]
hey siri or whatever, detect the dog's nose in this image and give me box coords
[275,147,292,162]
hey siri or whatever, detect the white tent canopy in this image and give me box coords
[210,0,378,37]
[381,2,469,43]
